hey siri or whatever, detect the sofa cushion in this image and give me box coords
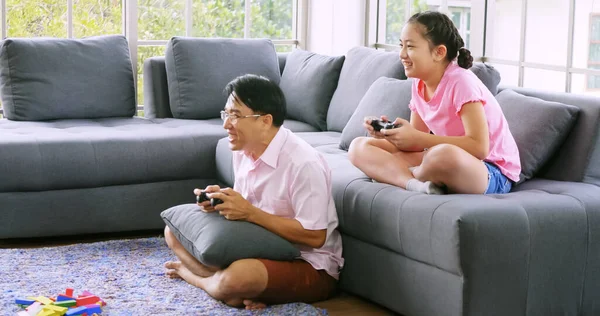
[496,89,580,183]
[165,37,281,119]
[280,49,345,131]
[161,203,301,268]
[326,47,406,132]
[339,77,413,151]
[0,35,136,121]
[0,118,227,192]
[470,62,501,95]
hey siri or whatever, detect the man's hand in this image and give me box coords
[380,117,425,151]
[193,185,221,213]
[208,188,258,221]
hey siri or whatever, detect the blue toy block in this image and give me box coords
[65,306,87,316]
[84,304,102,313]
[15,298,35,305]
[56,295,74,302]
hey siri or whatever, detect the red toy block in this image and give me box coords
[66,288,74,297]
[81,290,106,306]
[76,295,100,307]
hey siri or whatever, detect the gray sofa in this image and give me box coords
[1,35,599,316]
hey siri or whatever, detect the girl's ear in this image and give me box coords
[433,45,447,62]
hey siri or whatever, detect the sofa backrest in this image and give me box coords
[498,86,600,186]
[143,52,290,119]
[0,35,136,121]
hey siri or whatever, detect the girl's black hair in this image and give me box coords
[407,11,473,69]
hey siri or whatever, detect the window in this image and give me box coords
[136,0,296,111]
[588,14,600,89]
[0,0,298,116]
[482,0,600,95]
[378,0,472,48]
[449,7,471,48]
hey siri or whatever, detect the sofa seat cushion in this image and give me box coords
[338,179,597,277]
[0,117,227,192]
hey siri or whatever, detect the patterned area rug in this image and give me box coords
[0,237,328,315]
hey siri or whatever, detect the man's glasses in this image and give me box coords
[220,110,263,124]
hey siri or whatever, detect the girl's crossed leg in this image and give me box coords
[348,137,489,194]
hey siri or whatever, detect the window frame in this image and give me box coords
[586,13,600,91]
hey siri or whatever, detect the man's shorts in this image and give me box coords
[484,161,513,194]
[254,259,337,305]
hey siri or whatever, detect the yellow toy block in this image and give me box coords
[36,309,56,316]
[35,296,54,305]
[43,304,68,313]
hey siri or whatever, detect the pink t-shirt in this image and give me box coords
[408,62,521,182]
[231,126,344,279]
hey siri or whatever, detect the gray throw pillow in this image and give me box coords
[469,62,501,96]
[161,204,301,268]
[339,77,413,151]
[280,49,345,131]
[326,46,407,132]
[0,35,136,121]
[165,37,281,119]
[496,89,580,183]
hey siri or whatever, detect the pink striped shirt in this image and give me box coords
[232,127,344,279]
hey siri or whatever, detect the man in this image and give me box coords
[163,74,344,309]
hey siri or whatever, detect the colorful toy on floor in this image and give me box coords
[14,288,106,316]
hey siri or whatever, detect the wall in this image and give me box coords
[306,0,366,56]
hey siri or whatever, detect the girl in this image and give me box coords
[348,11,521,195]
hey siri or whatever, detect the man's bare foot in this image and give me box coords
[165,261,183,279]
[164,260,206,288]
[243,299,267,310]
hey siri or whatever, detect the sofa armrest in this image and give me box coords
[340,177,599,315]
[143,56,172,118]
[453,180,596,315]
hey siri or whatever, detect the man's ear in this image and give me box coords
[433,45,447,62]
[262,114,273,127]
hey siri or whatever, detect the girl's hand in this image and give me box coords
[380,117,423,151]
[363,115,389,139]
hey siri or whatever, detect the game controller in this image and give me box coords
[370,119,400,132]
[196,191,224,207]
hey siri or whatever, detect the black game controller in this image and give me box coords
[370,119,400,132]
[196,191,224,207]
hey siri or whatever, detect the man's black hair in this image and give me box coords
[223,74,286,127]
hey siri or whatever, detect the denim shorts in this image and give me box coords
[484,161,512,194]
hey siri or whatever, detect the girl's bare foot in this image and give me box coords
[243,299,267,310]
